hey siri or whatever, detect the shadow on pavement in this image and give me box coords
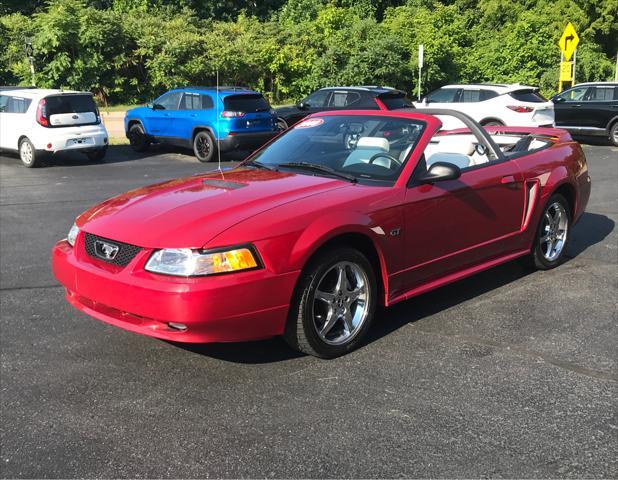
[568,212,615,258]
[572,135,613,147]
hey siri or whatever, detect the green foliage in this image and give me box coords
[0,0,615,103]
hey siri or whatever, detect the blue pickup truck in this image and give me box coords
[125,87,278,162]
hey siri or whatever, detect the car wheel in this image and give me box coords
[284,247,377,358]
[609,122,618,147]
[19,137,43,168]
[193,130,216,162]
[530,193,571,270]
[85,146,108,162]
[276,117,288,131]
[128,124,149,152]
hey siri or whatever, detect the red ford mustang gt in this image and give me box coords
[52,109,591,358]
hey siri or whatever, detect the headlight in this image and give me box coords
[145,247,260,277]
[67,223,79,247]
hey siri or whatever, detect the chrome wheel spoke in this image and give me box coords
[342,310,354,333]
[320,309,339,336]
[315,289,335,304]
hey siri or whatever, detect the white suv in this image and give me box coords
[0,88,108,167]
[414,84,554,129]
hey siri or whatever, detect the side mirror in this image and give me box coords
[417,162,461,184]
[423,97,429,105]
[475,143,488,156]
[152,103,165,110]
[147,102,153,109]
[553,96,565,103]
[297,101,309,110]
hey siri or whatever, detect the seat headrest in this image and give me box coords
[356,137,389,152]
[436,135,475,155]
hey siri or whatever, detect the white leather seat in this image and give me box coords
[424,135,480,168]
[343,137,390,167]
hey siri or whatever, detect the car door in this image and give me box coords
[142,91,181,137]
[175,92,204,141]
[553,85,591,127]
[0,95,32,150]
[585,86,618,129]
[399,132,526,290]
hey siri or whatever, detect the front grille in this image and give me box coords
[84,233,142,267]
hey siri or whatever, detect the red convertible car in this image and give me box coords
[52,109,591,358]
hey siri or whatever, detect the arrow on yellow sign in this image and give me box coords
[559,22,579,61]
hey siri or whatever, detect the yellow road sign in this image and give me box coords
[559,22,579,61]
[560,61,573,82]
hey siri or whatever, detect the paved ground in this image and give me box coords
[1,142,616,478]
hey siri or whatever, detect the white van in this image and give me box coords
[0,88,108,167]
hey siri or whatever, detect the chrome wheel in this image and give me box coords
[540,201,569,262]
[20,140,33,165]
[611,125,618,145]
[276,117,288,131]
[312,261,370,345]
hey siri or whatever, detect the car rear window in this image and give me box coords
[224,94,270,112]
[45,94,97,115]
[508,90,547,103]
[378,93,412,109]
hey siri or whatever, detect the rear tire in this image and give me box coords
[85,146,108,162]
[193,130,216,162]
[284,247,377,359]
[276,117,288,131]
[529,194,571,270]
[19,137,44,168]
[609,122,618,147]
[128,123,149,152]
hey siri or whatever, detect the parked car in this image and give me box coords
[125,87,278,162]
[52,108,590,358]
[552,82,618,146]
[414,84,554,129]
[274,86,412,129]
[0,89,108,167]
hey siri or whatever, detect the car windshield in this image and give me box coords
[247,115,425,184]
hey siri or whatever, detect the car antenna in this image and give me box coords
[216,69,222,173]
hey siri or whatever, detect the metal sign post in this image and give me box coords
[417,44,424,101]
[24,38,35,86]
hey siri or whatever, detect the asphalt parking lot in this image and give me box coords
[1,142,617,478]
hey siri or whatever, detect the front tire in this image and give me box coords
[284,247,377,359]
[84,146,108,162]
[193,130,216,162]
[128,123,149,152]
[530,194,571,270]
[19,137,44,168]
[609,122,618,147]
[276,117,288,131]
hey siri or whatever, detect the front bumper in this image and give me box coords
[218,131,278,152]
[51,235,298,343]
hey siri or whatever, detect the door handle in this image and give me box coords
[190,114,197,117]
[570,104,582,108]
[501,175,516,184]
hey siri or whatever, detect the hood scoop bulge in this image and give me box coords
[202,179,247,190]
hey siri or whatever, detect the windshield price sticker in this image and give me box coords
[295,118,324,129]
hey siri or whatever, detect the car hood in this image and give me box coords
[77,167,350,248]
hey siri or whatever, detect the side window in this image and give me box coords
[589,87,615,101]
[328,91,350,107]
[6,96,31,113]
[343,91,361,106]
[480,89,499,101]
[460,90,481,103]
[559,86,589,102]
[200,94,214,109]
[180,93,198,110]
[0,95,8,112]
[426,88,458,103]
[303,90,329,108]
[154,91,181,110]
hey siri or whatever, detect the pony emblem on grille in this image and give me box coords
[94,240,120,260]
